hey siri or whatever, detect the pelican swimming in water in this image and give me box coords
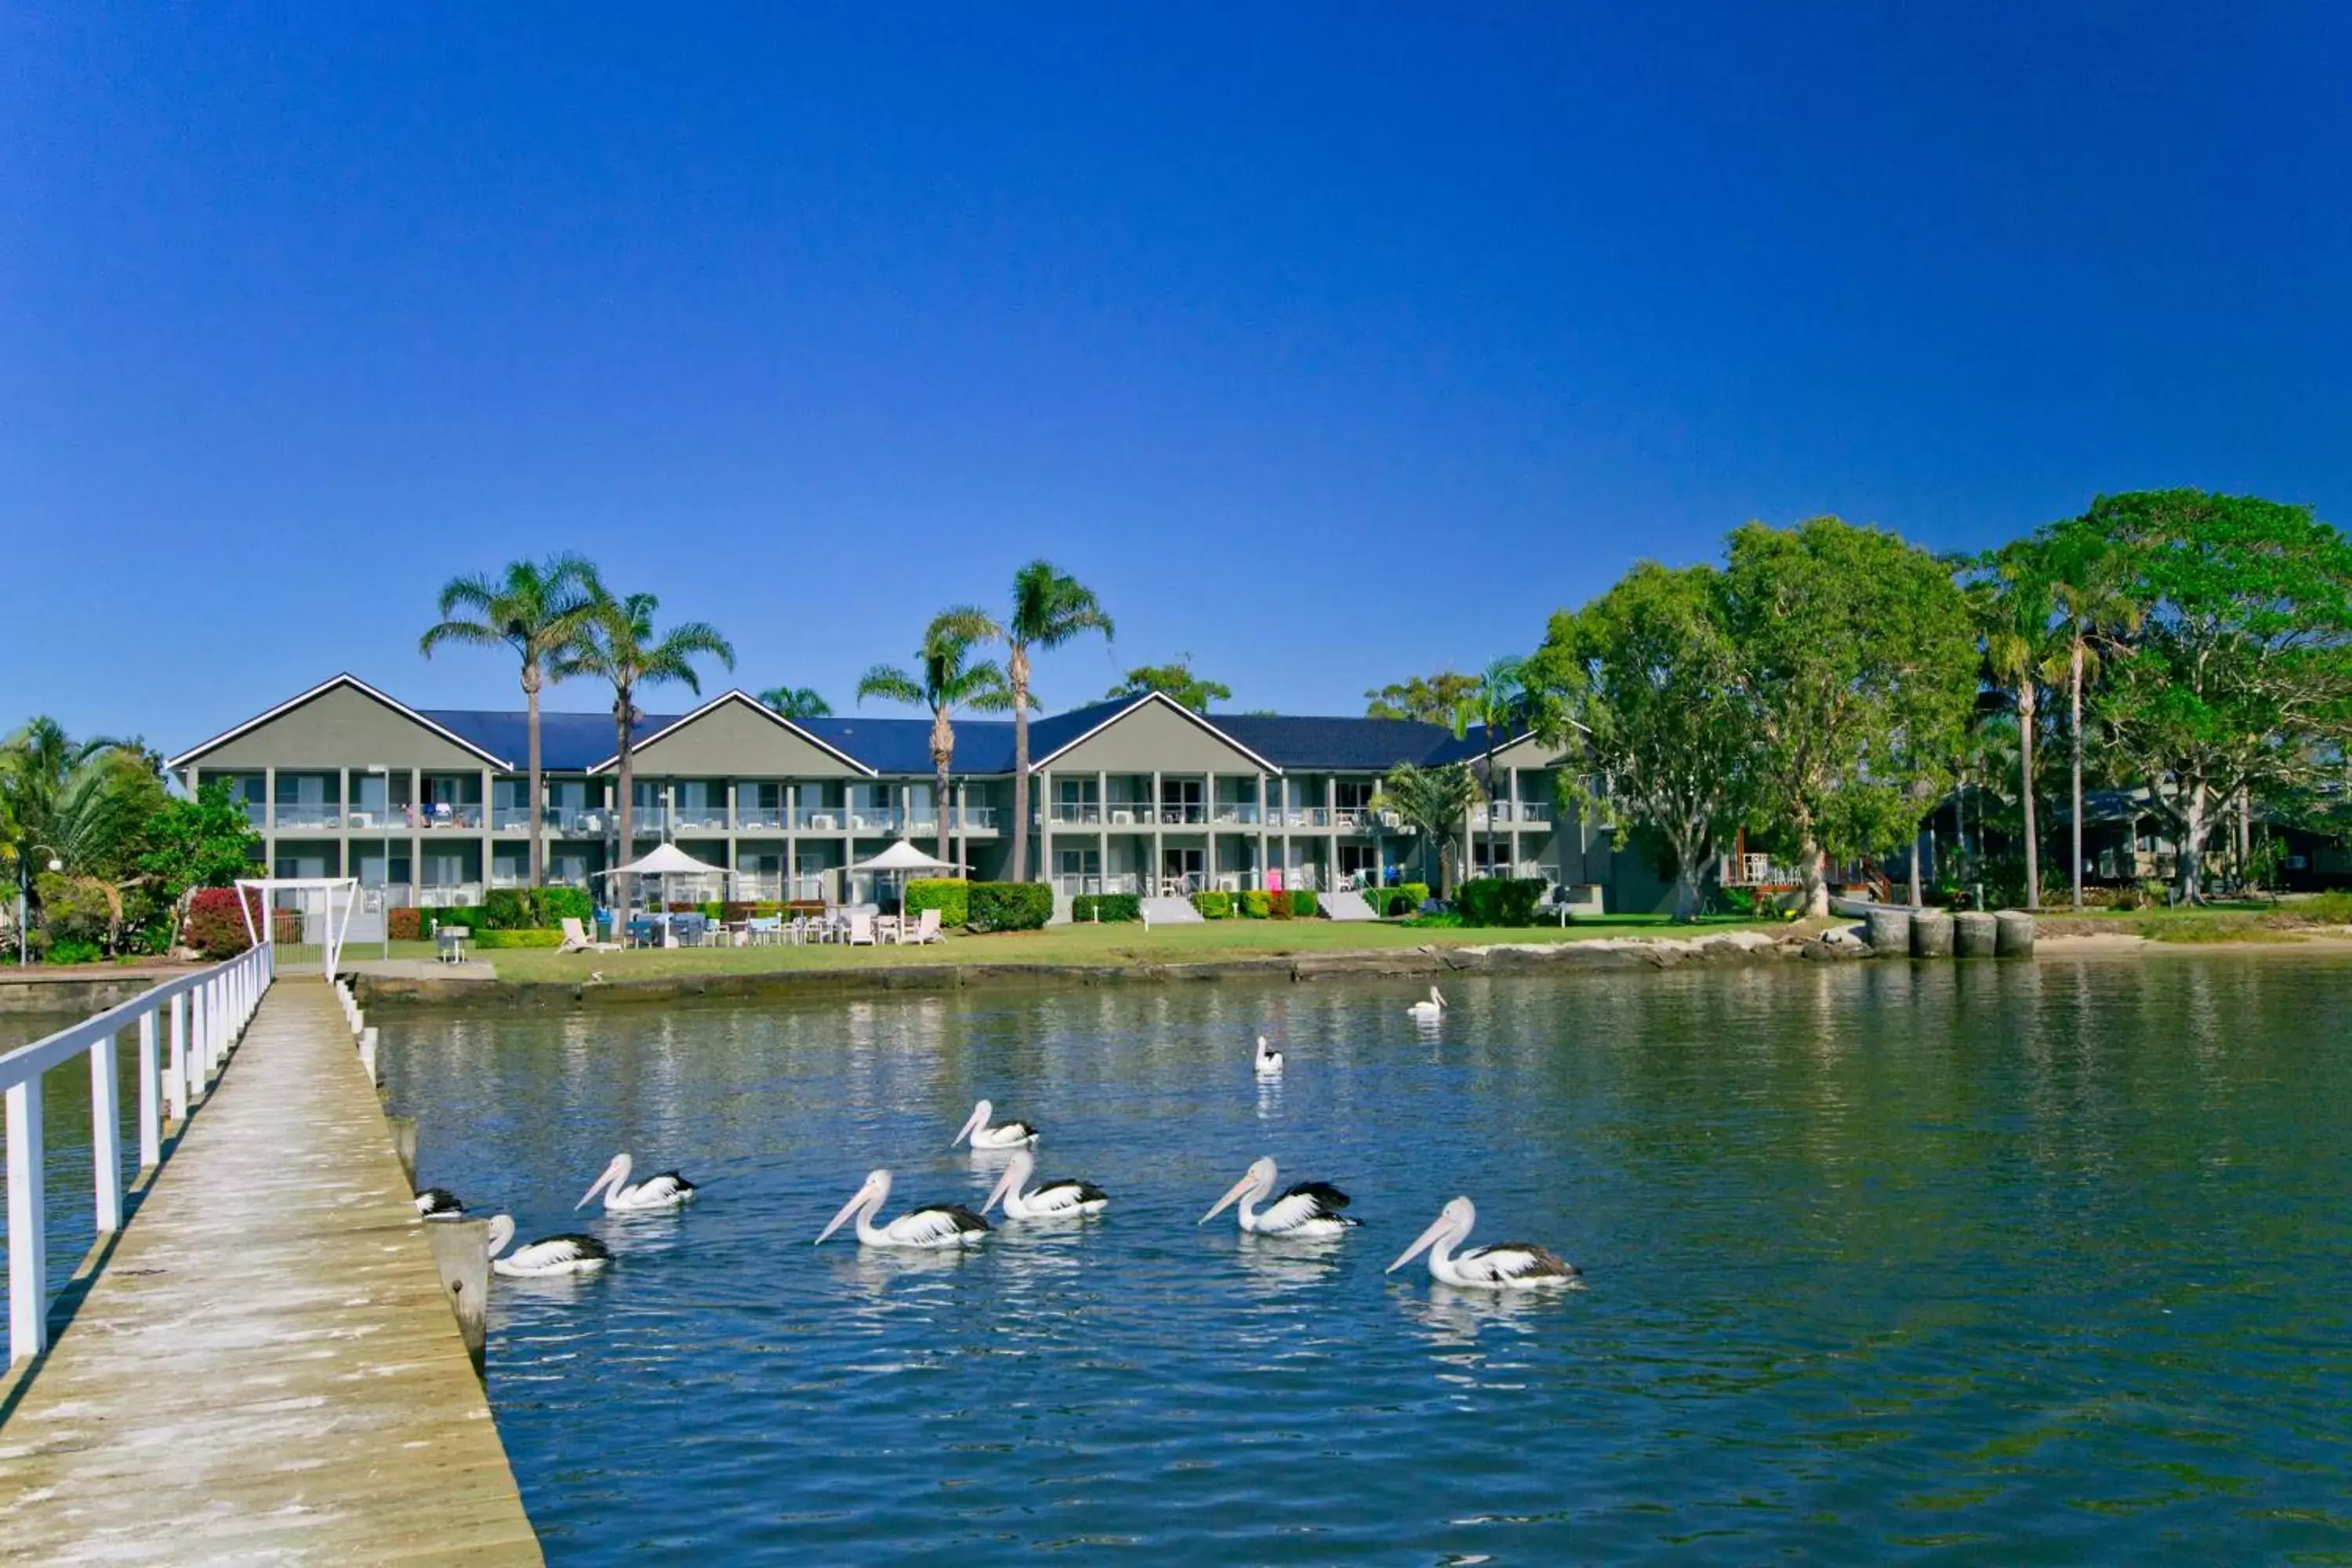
[816,1168,989,1249]
[1254,1035,1284,1077]
[1387,1196,1581,1290]
[576,1152,699,1213]
[1200,1156,1359,1237]
[982,1149,1109,1221]
[483,1214,612,1278]
[953,1098,1040,1150]
[414,1187,466,1220]
[1406,986,1447,1022]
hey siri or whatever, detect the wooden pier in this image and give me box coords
[0,976,541,1565]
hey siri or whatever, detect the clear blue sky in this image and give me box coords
[6,3,2347,752]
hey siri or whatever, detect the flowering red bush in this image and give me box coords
[387,907,422,942]
[182,887,263,960]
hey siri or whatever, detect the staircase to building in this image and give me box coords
[1140,895,1204,924]
[1321,889,1378,921]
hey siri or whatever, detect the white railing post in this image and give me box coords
[167,992,188,1120]
[6,1075,47,1362]
[91,1029,122,1234]
[137,1007,161,1168]
[188,983,207,1101]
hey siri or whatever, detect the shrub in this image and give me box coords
[1267,887,1292,919]
[1289,889,1318,918]
[1239,890,1272,919]
[1191,890,1233,919]
[1456,877,1547,927]
[48,938,103,965]
[536,886,592,924]
[480,888,534,930]
[905,878,971,928]
[182,887,262,959]
[34,873,116,949]
[470,928,564,949]
[1073,892,1142,922]
[387,907,423,942]
[968,881,1053,932]
[423,906,485,935]
[1360,881,1432,919]
[2301,889,2352,925]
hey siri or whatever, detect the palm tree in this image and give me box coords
[760,686,833,720]
[970,561,1116,882]
[1371,763,1481,897]
[1969,543,2060,909]
[1450,655,1531,882]
[553,590,735,912]
[419,555,602,887]
[2045,531,2145,910]
[855,609,1018,865]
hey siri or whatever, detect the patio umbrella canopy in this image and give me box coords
[849,840,960,874]
[601,844,731,879]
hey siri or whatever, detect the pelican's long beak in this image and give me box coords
[982,1163,1020,1216]
[1200,1170,1258,1225]
[815,1188,867,1245]
[951,1104,987,1149]
[575,1163,616,1210]
[1388,1210,1454,1274]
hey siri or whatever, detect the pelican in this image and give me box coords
[1254,1035,1284,1077]
[576,1152,699,1213]
[953,1098,1040,1150]
[816,1168,989,1249]
[1407,986,1446,1022]
[1200,1156,1359,1236]
[982,1149,1109,1220]
[483,1214,612,1277]
[414,1187,466,1220]
[1387,1196,1581,1290]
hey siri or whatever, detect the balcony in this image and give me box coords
[737,806,789,831]
[419,881,484,908]
[671,804,730,833]
[1049,802,1103,826]
[1211,803,1261,826]
[793,806,843,831]
[274,803,343,829]
[1054,873,1142,896]
[953,806,999,832]
[416,806,485,831]
[1471,801,1552,828]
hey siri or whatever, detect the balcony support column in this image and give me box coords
[409,767,423,909]
[1038,768,1054,888]
[1254,771,1268,893]
[954,780,968,884]
[480,764,494,892]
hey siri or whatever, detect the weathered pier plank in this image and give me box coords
[0,978,540,1566]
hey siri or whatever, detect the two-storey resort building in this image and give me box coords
[167,674,1675,916]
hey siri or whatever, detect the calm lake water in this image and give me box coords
[12,958,2352,1560]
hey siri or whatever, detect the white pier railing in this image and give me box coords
[2,940,274,1363]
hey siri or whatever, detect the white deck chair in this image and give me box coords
[848,910,876,946]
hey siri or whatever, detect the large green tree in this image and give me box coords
[554,591,735,909]
[1365,671,1481,724]
[2084,490,2352,904]
[1722,517,1978,916]
[969,561,1115,883]
[419,554,603,887]
[1532,563,1751,921]
[858,610,1019,865]
[1372,763,1481,897]
[1107,657,1231,713]
[2,722,175,956]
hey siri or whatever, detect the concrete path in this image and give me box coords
[0,978,540,1566]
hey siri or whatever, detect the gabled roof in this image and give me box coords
[1028,692,1287,775]
[585,690,877,775]
[417,707,674,773]
[167,673,513,771]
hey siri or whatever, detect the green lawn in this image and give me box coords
[376,913,1798,984]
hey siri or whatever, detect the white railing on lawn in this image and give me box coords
[2,940,274,1363]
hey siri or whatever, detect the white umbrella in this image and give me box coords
[849,839,961,911]
[596,843,736,926]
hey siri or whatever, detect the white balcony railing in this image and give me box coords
[419,882,484,908]
[1050,802,1103,826]
[670,804,730,833]
[1054,873,1142,896]
[738,807,789,830]
[955,806,999,831]
[1212,803,1261,825]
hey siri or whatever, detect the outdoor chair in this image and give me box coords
[909,908,942,945]
[557,917,620,954]
[847,911,876,946]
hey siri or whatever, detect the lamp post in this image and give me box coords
[367,764,391,960]
[15,844,64,967]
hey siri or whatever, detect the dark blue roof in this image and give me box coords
[405,693,1523,775]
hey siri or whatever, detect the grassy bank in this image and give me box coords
[372,913,1799,984]
[2038,895,2352,944]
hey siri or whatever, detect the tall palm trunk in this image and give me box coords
[524,662,545,888]
[613,691,635,915]
[2019,682,2040,910]
[1008,645,1033,883]
[931,708,954,869]
[2069,642,2085,911]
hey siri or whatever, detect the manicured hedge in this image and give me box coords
[1239,890,1272,919]
[968,881,1053,932]
[1290,889,1319,918]
[1456,877,1547,927]
[1073,892,1142,923]
[905,878,970,928]
[1361,882,1432,918]
[539,886,593,922]
[421,906,483,935]
[1191,890,1233,919]
[470,928,564,949]
[182,887,262,959]
[480,888,535,930]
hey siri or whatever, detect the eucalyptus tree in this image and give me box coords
[554,591,735,909]
[1965,541,2062,908]
[1371,762,1481,897]
[1106,657,1230,713]
[2082,490,2352,904]
[1722,517,1978,917]
[968,561,1115,882]
[419,554,603,886]
[1449,655,1537,883]
[759,686,832,719]
[1364,672,1481,724]
[857,609,1019,865]
[1531,563,1751,922]
[2042,524,2146,909]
